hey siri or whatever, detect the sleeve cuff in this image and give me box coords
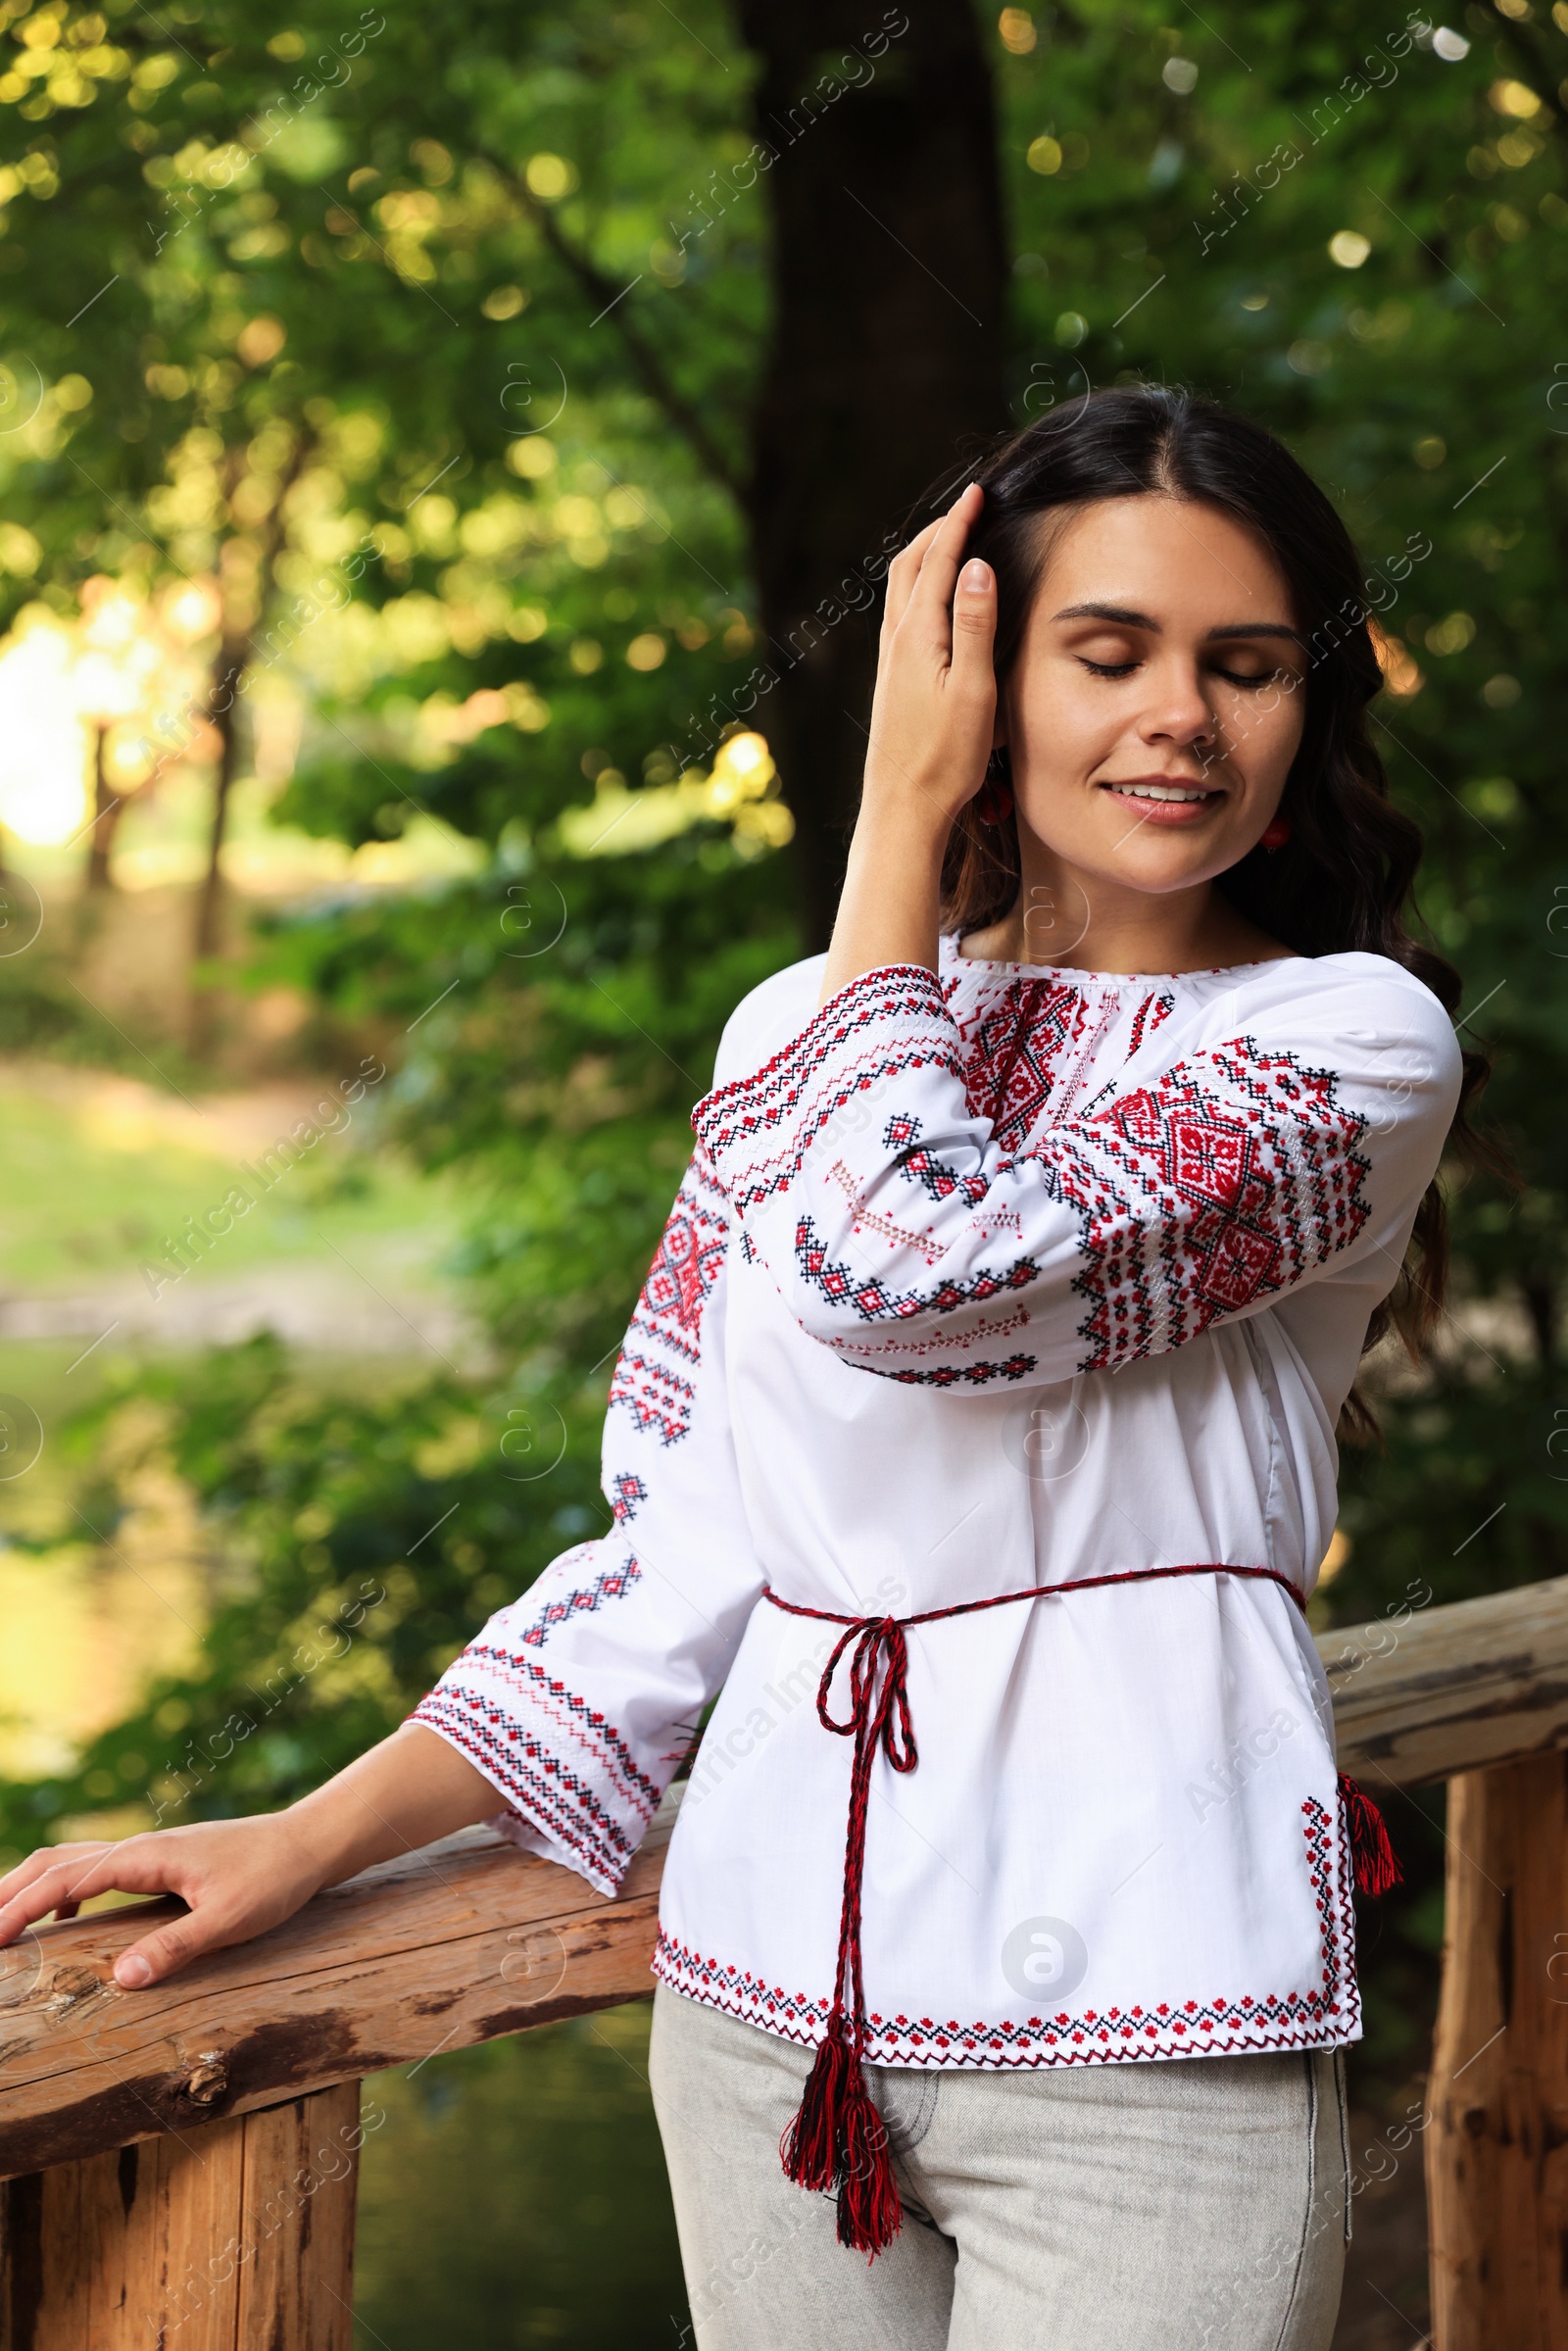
[411,1669,660,1899]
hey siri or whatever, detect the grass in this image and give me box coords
[0,1054,470,1780]
[0,1062,457,1294]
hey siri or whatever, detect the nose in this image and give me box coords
[1139,657,1217,755]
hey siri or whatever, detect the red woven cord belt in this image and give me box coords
[761,1561,1400,2258]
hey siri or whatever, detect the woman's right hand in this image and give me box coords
[0,1724,507,1988]
[861,479,998,834]
[0,1812,330,1987]
[816,481,999,1004]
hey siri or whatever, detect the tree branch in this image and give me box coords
[484,157,747,505]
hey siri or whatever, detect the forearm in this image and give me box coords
[817,803,948,1005]
[287,1722,506,1890]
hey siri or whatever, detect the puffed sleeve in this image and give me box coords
[411,1140,764,1894]
[692,958,1462,1391]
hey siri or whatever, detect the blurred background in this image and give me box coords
[0,0,1561,2342]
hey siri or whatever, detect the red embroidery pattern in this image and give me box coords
[610,1151,728,1446]
[628,1156,728,1370]
[515,1551,643,1644]
[881,1353,1035,1389]
[416,1639,661,1815]
[794,1212,1038,1326]
[1045,1042,1371,1369]
[608,1349,695,1446]
[694,967,959,1212]
[827,1155,946,1261]
[652,1799,1356,2069]
[1127,988,1175,1062]
[833,1305,1031,1362]
[887,1114,988,1210]
[959,979,1086,1146]
[610,1472,647,1525]
[413,1682,648,1891]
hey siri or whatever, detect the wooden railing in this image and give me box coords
[4,1575,1568,2348]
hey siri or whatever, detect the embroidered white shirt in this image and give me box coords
[415,938,1461,2071]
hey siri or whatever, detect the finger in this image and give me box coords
[115,1906,223,1989]
[0,1856,98,1941]
[0,1849,134,1939]
[905,483,985,643]
[949,556,999,699]
[0,1837,180,1943]
[0,1841,111,1912]
[893,497,973,616]
[882,518,944,636]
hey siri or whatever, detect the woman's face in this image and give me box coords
[1000,494,1308,897]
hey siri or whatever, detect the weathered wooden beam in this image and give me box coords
[1424,1755,1568,2350]
[1321,1575,1568,1791]
[0,1805,671,2182]
[0,2080,360,2349]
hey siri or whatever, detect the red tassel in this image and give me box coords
[1339,1772,1401,1897]
[835,2084,902,2255]
[781,2020,854,2193]
[780,2016,904,2257]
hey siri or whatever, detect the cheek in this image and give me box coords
[1232,687,1306,775]
[1013,664,1122,764]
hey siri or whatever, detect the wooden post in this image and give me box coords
[1426,1754,1568,2350]
[0,2081,361,2350]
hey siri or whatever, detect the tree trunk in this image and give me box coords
[84,723,121,894]
[190,429,314,1052]
[1425,1754,1568,2349]
[734,0,1008,947]
[193,638,248,969]
[188,636,248,1054]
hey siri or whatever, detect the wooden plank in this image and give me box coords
[0,2082,362,2349]
[135,2119,250,2351]
[1424,1755,1568,2350]
[234,2082,359,2351]
[0,2111,249,2350]
[0,1800,672,2181]
[1321,1574,1568,1791]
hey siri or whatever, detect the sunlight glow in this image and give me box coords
[0,620,91,845]
[0,580,217,849]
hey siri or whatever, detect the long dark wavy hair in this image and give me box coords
[930,382,1494,1438]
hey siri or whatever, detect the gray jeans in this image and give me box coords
[649,1984,1348,2351]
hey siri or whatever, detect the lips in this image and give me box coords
[1101,777,1216,804]
[1099,775,1222,825]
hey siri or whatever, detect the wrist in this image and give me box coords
[855,774,952,852]
[847,802,950,891]
[283,1785,374,1892]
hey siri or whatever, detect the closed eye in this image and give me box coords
[1077,656,1291,690]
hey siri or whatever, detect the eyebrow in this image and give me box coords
[1050,601,1305,648]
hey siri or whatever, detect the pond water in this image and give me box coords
[354,2007,690,2349]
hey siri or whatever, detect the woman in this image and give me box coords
[0,387,1477,2349]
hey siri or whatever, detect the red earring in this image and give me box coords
[974,754,1013,827]
[1259,815,1292,852]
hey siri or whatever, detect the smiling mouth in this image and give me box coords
[1100,779,1220,807]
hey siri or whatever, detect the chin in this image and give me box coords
[1081,839,1224,894]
